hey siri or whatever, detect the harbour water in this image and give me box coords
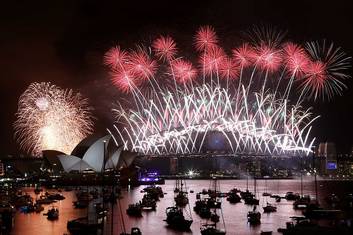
[10,179,353,235]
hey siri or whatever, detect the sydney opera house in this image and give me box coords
[43,135,137,173]
[2,135,139,185]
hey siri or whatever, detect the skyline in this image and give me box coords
[1,0,353,155]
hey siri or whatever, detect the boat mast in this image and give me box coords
[246,168,249,191]
[300,156,303,198]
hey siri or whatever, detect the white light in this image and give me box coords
[188,170,194,176]
[112,84,316,156]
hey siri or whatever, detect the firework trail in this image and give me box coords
[104,26,351,156]
[14,82,94,156]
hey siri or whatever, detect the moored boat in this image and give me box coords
[164,206,193,231]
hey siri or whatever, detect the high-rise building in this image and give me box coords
[317,142,337,175]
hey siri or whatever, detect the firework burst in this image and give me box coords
[104,26,351,156]
[152,36,178,61]
[194,25,219,52]
[232,43,256,68]
[301,41,352,100]
[14,82,94,156]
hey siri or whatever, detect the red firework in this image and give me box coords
[172,59,197,84]
[199,46,225,76]
[219,57,239,79]
[128,50,157,81]
[110,69,140,93]
[194,25,219,52]
[152,36,178,61]
[253,44,283,72]
[282,42,310,77]
[104,46,129,69]
[232,43,256,68]
[301,61,327,96]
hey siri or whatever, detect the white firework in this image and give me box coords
[14,82,94,156]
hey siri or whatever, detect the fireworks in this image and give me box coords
[152,35,178,61]
[302,41,351,100]
[104,26,351,156]
[14,82,94,156]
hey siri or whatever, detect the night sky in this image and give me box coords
[1,0,352,156]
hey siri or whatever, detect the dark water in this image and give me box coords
[10,179,353,235]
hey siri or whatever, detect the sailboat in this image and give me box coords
[244,176,259,205]
[165,177,193,231]
[200,177,226,235]
[262,176,277,213]
[247,165,261,225]
[174,178,189,207]
[293,157,313,210]
[164,206,193,231]
[263,202,277,213]
[247,206,261,224]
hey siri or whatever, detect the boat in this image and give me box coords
[226,191,241,204]
[200,223,226,235]
[14,194,33,208]
[199,206,212,219]
[46,192,65,200]
[44,206,59,220]
[272,195,282,202]
[263,203,277,213]
[143,185,164,199]
[277,216,343,234]
[200,177,227,234]
[293,195,311,210]
[164,206,193,231]
[126,203,142,217]
[36,195,56,205]
[174,178,189,207]
[244,195,259,205]
[285,192,300,201]
[247,206,261,225]
[210,212,220,223]
[141,194,156,211]
[194,199,211,218]
[240,189,253,199]
[262,176,272,197]
[207,197,222,208]
[174,191,189,207]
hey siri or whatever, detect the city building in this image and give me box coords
[317,142,338,175]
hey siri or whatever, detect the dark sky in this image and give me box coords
[1,0,352,155]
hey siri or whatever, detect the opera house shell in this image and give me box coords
[44,135,137,173]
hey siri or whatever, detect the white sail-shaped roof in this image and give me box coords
[105,145,123,169]
[82,135,110,172]
[48,135,136,173]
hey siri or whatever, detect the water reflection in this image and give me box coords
[10,179,353,235]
